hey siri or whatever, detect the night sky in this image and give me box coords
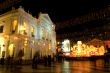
[19,0,110,22]
[0,0,110,22]
[0,0,110,35]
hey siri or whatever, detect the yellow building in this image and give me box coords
[0,7,56,60]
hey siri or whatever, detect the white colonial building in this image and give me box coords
[0,7,56,60]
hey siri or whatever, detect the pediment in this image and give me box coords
[39,13,53,24]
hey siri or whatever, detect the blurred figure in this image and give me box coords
[18,49,24,65]
[32,55,38,69]
[104,53,109,67]
[47,55,51,66]
[44,55,48,66]
[18,57,22,65]
[1,56,5,66]
[6,55,11,69]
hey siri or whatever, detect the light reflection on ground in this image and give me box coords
[0,59,110,73]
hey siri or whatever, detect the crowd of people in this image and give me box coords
[0,55,23,69]
[0,53,64,69]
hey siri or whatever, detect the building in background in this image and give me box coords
[0,7,56,60]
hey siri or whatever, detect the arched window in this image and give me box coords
[23,22,27,35]
[42,28,44,39]
[31,26,34,37]
[19,21,28,35]
[8,44,14,57]
[46,32,49,40]
[12,20,17,33]
[24,38,28,46]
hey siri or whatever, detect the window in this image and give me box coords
[12,20,17,33]
[8,44,14,56]
[24,38,28,46]
[42,28,44,39]
[0,26,4,33]
[31,26,34,37]
[46,32,49,40]
[23,22,27,35]
[19,22,27,35]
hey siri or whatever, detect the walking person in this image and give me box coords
[1,56,5,65]
[47,55,51,66]
[44,55,48,66]
[6,55,11,69]
[32,55,38,69]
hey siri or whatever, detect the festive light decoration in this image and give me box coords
[62,39,106,57]
[62,39,70,52]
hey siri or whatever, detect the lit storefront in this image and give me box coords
[0,7,56,60]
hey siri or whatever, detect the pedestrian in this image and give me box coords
[44,55,48,66]
[6,55,11,69]
[1,56,5,66]
[104,53,109,66]
[32,56,37,69]
[47,55,51,66]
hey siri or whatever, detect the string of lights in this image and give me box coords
[56,6,110,30]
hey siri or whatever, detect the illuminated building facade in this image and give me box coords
[0,7,56,60]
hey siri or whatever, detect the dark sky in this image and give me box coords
[0,0,110,39]
[19,0,110,22]
[0,0,110,23]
